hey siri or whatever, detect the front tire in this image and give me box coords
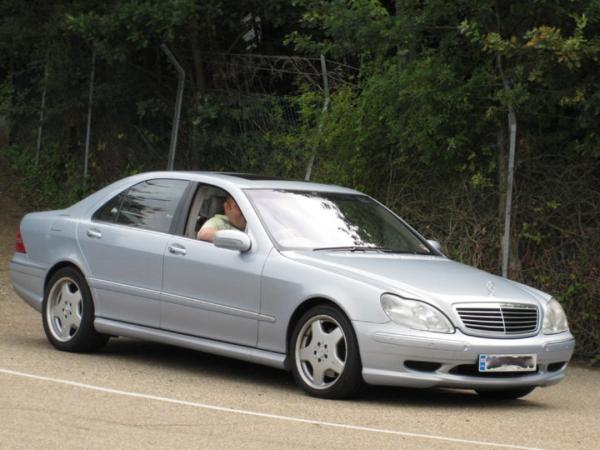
[290,305,363,399]
[476,387,535,400]
[42,267,108,352]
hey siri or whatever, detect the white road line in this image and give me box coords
[0,367,545,450]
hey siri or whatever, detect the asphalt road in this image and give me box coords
[1,171,599,450]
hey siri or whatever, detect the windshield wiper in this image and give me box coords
[313,246,430,255]
[314,246,394,253]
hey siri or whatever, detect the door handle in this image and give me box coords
[168,244,187,256]
[86,228,102,239]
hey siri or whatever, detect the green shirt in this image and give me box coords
[200,214,236,231]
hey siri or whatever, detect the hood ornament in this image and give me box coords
[486,280,496,296]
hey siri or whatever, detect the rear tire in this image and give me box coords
[42,267,109,352]
[476,387,535,400]
[290,305,363,399]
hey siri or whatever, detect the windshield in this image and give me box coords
[245,189,432,254]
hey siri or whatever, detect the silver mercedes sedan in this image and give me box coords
[9,172,575,399]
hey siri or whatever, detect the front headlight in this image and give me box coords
[543,298,569,334]
[381,293,454,333]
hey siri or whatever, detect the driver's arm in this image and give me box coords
[197,216,222,242]
[197,226,218,242]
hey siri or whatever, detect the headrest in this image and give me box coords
[200,194,226,218]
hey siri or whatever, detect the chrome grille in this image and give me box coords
[455,303,539,336]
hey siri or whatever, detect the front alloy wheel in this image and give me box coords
[291,305,362,398]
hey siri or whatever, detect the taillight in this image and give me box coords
[16,229,26,254]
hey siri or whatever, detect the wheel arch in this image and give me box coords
[285,296,354,367]
[44,260,88,293]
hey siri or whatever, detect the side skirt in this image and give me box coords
[94,317,288,370]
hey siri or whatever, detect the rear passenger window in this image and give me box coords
[93,192,125,223]
[93,179,189,233]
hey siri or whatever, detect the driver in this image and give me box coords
[197,195,247,242]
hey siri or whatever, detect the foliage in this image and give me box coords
[66,0,195,59]
[1,145,82,208]
[0,0,598,358]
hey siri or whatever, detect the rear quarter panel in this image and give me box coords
[10,211,89,311]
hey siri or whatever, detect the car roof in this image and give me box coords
[64,171,364,217]
[135,171,363,194]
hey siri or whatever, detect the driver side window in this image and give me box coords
[183,184,247,241]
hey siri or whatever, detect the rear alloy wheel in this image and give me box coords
[476,387,535,400]
[291,305,362,399]
[43,267,108,352]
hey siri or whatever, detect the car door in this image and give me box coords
[160,184,268,347]
[78,178,190,328]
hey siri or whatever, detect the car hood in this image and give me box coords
[282,251,549,307]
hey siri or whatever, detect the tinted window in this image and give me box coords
[116,179,189,233]
[93,192,125,223]
[94,179,189,233]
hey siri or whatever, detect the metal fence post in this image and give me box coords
[501,107,517,278]
[161,44,185,171]
[83,48,96,189]
[35,48,50,166]
[304,54,330,181]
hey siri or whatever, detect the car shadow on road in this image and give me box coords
[102,338,553,410]
[359,384,548,410]
[97,336,298,391]
[12,335,553,411]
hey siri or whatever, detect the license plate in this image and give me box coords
[478,354,537,372]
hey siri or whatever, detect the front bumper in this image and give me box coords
[353,320,575,390]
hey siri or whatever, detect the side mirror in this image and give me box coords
[214,229,252,252]
[427,239,443,254]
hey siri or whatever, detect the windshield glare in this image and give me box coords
[246,189,432,254]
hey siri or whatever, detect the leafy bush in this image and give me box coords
[1,145,82,209]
